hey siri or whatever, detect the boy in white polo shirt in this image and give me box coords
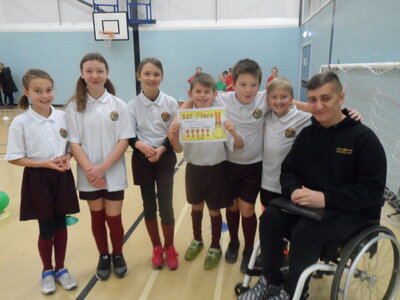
[216,59,269,272]
[169,73,244,269]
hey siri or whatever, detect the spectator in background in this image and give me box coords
[224,68,234,92]
[187,66,203,84]
[215,74,227,91]
[0,63,18,107]
[0,84,3,106]
[266,67,279,89]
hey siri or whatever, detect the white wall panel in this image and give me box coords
[0,0,299,28]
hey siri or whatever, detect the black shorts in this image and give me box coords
[132,148,177,185]
[20,168,80,221]
[79,190,124,201]
[260,188,281,207]
[185,162,231,210]
[226,161,262,204]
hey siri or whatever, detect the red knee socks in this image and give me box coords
[90,209,109,255]
[53,229,67,271]
[242,214,257,250]
[106,214,124,255]
[210,214,222,249]
[38,236,53,271]
[145,219,162,247]
[226,209,240,243]
[191,210,203,242]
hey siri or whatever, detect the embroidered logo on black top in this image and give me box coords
[336,147,353,155]
[285,128,296,138]
[161,112,171,122]
[110,111,119,121]
[252,109,262,119]
[59,128,68,138]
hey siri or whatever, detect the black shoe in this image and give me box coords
[225,241,240,263]
[96,254,111,280]
[240,249,252,273]
[112,253,128,278]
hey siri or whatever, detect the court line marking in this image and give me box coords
[138,202,190,300]
[76,157,185,300]
[213,231,228,300]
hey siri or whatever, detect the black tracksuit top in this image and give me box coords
[280,115,387,219]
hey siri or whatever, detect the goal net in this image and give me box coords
[320,62,400,215]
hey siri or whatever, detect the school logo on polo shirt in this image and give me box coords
[285,128,296,138]
[110,111,119,121]
[59,128,68,138]
[161,112,171,122]
[252,109,262,119]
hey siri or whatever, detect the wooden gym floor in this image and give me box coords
[0,108,399,300]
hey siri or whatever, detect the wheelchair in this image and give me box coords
[235,223,400,300]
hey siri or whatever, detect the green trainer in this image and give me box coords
[203,248,222,270]
[184,240,204,261]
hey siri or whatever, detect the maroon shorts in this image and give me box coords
[132,148,177,185]
[20,168,80,221]
[226,161,262,204]
[185,162,232,210]
[260,188,281,207]
[79,190,124,201]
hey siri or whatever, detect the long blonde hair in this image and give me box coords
[70,53,116,112]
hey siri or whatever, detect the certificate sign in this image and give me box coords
[178,107,227,143]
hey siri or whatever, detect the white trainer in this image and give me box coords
[41,270,56,295]
[55,268,77,290]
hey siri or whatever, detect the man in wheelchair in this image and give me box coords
[238,71,387,300]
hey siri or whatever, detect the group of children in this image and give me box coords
[6,53,322,296]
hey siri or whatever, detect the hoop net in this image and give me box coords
[99,31,115,48]
[321,62,400,223]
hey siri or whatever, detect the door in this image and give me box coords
[299,44,311,101]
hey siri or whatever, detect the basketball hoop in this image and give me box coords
[99,31,116,48]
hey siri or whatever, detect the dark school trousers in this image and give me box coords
[259,205,371,295]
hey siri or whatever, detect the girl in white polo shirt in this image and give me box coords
[128,58,179,270]
[261,77,311,206]
[66,53,134,281]
[5,69,80,295]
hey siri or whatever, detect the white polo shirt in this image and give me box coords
[128,91,178,148]
[182,101,233,166]
[261,106,311,193]
[6,106,69,161]
[216,91,269,164]
[66,90,134,192]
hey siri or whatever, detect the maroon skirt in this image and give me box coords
[20,167,80,221]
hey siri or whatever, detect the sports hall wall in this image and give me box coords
[301,0,400,75]
[0,0,300,105]
[0,27,300,105]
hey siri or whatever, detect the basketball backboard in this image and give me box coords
[93,12,129,41]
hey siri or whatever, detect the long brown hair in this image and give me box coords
[70,53,116,112]
[19,69,54,110]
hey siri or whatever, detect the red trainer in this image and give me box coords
[152,245,164,269]
[164,245,179,270]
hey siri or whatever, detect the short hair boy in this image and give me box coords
[168,73,243,270]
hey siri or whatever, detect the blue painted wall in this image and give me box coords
[0,27,300,104]
[301,0,400,76]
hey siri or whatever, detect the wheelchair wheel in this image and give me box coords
[234,282,249,296]
[330,225,400,300]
